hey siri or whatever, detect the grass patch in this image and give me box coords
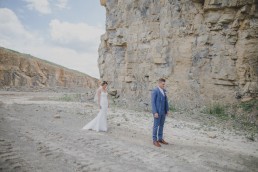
[233,114,258,136]
[169,104,177,112]
[202,103,229,120]
[201,101,258,141]
[239,99,258,112]
[246,132,256,141]
[58,94,81,102]
[238,121,257,141]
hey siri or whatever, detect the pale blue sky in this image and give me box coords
[0,0,106,78]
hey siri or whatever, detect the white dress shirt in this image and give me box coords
[158,87,165,96]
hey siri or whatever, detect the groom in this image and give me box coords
[151,78,169,147]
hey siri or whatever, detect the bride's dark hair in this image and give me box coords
[101,81,108,86]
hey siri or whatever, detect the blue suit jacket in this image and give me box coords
[151,87,169,115]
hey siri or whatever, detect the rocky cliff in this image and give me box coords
[99,0,258,109]
[0,47,98,90]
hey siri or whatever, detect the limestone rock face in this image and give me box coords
[99,0,258,109]
[0,47,97,90]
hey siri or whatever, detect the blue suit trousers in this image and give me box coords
[153,113,166,141]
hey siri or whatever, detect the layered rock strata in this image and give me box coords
[99,0,258,109]
[0,47,97,90]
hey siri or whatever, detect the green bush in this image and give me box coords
[59,94,73,102]
[240,99,258,112]
[169,104,177,112]
[58,94,81,102]
[203,103,228,120]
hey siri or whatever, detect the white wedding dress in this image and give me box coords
[82,91,108,132]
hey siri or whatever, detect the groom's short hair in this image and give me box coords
[158,78,166,83]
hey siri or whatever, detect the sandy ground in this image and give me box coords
[0,91,258,172]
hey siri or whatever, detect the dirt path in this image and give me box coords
[0,91,257,172]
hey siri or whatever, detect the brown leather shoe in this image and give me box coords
[153,141,161,147]
[158,139,168,145]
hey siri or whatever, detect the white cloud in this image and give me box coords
[49,19,104,46]
[56,0,68,9]
[24,0,51,14]
[0,8,101,78]
[0,8,36,44]
[28,46,99,78]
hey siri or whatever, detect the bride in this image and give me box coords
[82,81,108,132]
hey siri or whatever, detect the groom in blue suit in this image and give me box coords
[151,78,169,147]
